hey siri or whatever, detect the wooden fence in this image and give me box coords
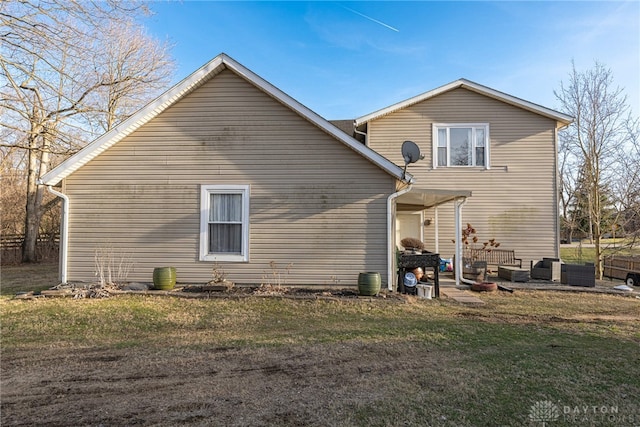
[0,234,59,264]
[603,255,640,280]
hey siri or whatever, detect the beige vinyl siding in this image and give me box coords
[64,69,396,286]
[369,88,559,266]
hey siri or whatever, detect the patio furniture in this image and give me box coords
[462,259,487,282]
[530,257,562,282]
[561,263,596,287]
[498,266,530,282]
[467,248,522,268]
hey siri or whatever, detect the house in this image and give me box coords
[40,53,572,290]
[39,54,411,288]
[353,79,572,278]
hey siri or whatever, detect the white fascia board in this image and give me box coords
[355,79,573,128]
[459,79,573,128]
[41,53,410,185]
[40,55,228,186]
[355,81,463,126]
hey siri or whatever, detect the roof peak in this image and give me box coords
[355,78,573,128]
[40,53,409,186]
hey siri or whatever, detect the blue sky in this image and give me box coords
[143,1,639,120]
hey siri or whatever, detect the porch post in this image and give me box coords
[454,197,467,287]
[434,205,439,253]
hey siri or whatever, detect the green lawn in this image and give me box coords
[560,240,639,264]
[2,269,639,426]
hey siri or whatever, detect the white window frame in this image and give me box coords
[199,184,250,262]
[432,123,490,169]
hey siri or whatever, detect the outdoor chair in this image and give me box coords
[530,257,561,281]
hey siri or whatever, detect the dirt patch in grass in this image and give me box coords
[3,325,639,426]
[2,341,473,427]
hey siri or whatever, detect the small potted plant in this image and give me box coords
[400,237,425,254]
[456,223,499,291]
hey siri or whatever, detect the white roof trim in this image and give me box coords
[40,53,410,186]
[397,188,472,209]
[355,78,573,128]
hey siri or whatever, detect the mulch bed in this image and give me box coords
[13,282,415,302]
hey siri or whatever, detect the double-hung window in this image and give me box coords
[433,124,490,168]
[200,185,250,262]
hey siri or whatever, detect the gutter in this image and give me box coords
[553,126,562,259]
[387,183,413,291]
[45,185,69,284]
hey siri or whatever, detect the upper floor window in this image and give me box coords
[199,184,250,262]
[433,124,489,168]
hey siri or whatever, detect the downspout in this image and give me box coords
[46,185,69,284]
[454,197,476,287]
[553,126,560,259]
[354,129,368,146]
[387,183,413,291]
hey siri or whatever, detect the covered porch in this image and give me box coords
[388,187,472,291]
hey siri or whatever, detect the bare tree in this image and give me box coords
[558,130,579,243]
[555,61,634,278]
[90,20,174,132]
[610,117,640,246]
[0,0,174,262]
[0,148,28,237]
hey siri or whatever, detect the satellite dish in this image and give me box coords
[401,141,421,179]
[402,140,421,165]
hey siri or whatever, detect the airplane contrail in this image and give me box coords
[340,4,400,32]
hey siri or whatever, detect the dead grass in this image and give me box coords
[1,262,59,296]
[1,264,640,426]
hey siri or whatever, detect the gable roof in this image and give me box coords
[40,53,411,186]
[354,78,573,128]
